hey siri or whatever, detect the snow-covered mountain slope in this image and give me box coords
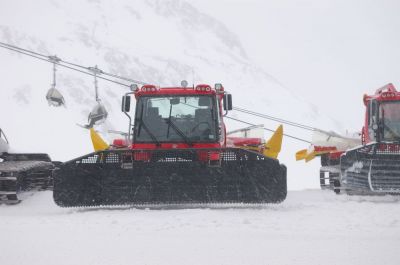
[0,0,343,189]
[189,0,400,130]
[1,190,400,265]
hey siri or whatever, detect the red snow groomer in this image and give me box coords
[53,83,287,207]
[297,83,400,194]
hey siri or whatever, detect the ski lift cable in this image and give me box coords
[0,41,147,86]
[0,43,132,88]
[62,59,146,85]
[225,116,311,143]
[0,41,49,58]
[0,41,147,85]
[233,107,315,131]
[233,106,315,131]
[0,41,314,143]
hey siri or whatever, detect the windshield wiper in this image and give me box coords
[166,104,193,146]
[166,119,193,146]
[137,104,160,146]
[140,120,161,146]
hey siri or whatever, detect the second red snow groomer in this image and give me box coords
[340,83,400,194]
[297,83,400,195]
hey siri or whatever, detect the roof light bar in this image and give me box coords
[140,85,157,92]
[195,85,212,92]
[381,92,397,98]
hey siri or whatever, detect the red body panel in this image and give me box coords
[112,139,127,147]
[226,137,262,147]
[135,89,216,98]
[134,84,218,98]
[130,142,221,149]
[314,146,337,153]
[328,151,344,160]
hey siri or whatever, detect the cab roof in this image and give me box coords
[133,84,224,98]
[363,83,400,105]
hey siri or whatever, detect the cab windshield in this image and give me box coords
[380,101,400,141]
[134,95,218,143]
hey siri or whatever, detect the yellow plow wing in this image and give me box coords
[90,128,109,151]
[263,125,283,159]
[296,148,332,162]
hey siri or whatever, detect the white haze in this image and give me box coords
[2,2,400,265]
[1,0,399,190]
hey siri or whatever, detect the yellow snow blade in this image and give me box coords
[263,125,283,159]
[90,128,109,151]
[296,149,307,161]
[305,151,316,162]
[296,149,332,162]
[296,149,316,162]
[296,149,318,162]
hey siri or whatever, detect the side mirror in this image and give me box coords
[122,95,131,112]
[223,94,232,111]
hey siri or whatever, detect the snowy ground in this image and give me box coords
[1,190,400,265]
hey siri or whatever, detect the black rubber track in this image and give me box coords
[0,153,54,204]
[340,143,400,194]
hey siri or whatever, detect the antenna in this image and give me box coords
[192,67,195,87]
